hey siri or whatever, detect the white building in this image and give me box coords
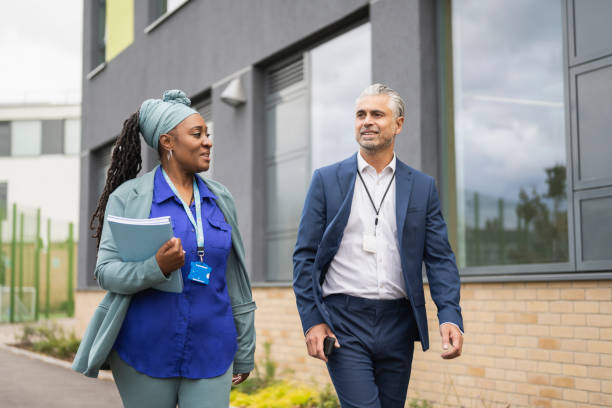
[0,103,81,236]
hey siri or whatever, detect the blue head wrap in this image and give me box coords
[139,90,198,150]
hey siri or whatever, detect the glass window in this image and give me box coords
[150,0,188,23]
[263,23,372,282]
[0,122,10,157]
[92,0,106,68]
[64,119,81,155]
[446,0,568,268]
[311,23,372,170]
[11,121,42,156]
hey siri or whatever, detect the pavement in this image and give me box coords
[0,322,122,407]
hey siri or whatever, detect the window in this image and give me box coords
[263,23,372,281]
[93,142,114,200]
[311,23,372,170]
[41,120,64,155]
[90,0,133,69]
[148,0,189,28]
[10,121,42,156]
[92,0,106,68]
[0,122,9,157]
[443,0,568,270]
[64,119,81,155]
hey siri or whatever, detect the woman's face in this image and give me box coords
[166,113,212,173]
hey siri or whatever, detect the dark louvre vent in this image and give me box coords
[266,56,304,94]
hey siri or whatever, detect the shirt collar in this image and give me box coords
[357,151,396,175]
[153,166,217,204]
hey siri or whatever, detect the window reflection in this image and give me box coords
[311,23,371,170]
[449,0,568,267]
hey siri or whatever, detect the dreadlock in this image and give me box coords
[90,111,143,249]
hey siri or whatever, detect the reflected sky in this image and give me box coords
[311,23,371,170]
[452,0,566,202]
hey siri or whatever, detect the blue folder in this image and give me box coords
[107,215,183,293]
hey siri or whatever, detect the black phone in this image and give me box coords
[323,336,336,357]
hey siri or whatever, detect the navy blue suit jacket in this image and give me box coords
[293,153,463,351]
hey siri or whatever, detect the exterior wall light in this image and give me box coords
[220,77,246,106]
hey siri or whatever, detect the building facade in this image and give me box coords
[0,103,81,229]
[77,1,612,406]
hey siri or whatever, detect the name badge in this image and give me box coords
[363,234,377,253]
[188,261,212,285]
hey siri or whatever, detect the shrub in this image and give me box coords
[15,322,80,361]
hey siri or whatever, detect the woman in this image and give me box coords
[72,90,256,408]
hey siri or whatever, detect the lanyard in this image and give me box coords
[357,169,396,235]
[162,169,205,261]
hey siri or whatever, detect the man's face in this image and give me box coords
[354,94,404,153]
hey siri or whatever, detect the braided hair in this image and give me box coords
[90,111,143,249]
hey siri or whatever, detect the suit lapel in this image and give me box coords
[315,154,357,269]
[395,159,414,249]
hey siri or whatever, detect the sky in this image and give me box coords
[0,0,82,105]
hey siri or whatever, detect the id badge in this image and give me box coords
[363,234,377,253]
[188,261,212,285]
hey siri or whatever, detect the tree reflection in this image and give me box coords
[465,164,568,266]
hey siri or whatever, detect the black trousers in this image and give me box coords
[324,294,416,408]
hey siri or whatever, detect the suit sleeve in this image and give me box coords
[95,193,172,294]
[423,179,464,332]
[293,169,327,334]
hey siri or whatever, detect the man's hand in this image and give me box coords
[232,372,250,385]
[305,323,340,362]
[440,323,463,359]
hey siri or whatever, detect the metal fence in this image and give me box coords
[0,203,76,323]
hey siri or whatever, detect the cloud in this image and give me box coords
[0,0,82,104]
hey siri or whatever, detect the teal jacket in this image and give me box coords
[72,166,256,377]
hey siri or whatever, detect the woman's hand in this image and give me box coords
[232,372,250,385]
[155,237,185,276]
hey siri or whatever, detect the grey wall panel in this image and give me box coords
[0,122,10,156]
[570,0,612,64]
[41,120,64,154]
[211,70,257,280]
[371,0,439,179]
[82,0,368,152]
[571,57,612,188]
[575,187,612,271]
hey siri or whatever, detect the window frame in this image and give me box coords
[144,0,190,34]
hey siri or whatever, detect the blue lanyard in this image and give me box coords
[162,169,205,261]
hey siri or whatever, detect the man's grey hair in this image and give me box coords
[356,83,405,119]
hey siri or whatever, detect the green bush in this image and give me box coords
[231,341,340,407]
[15,322,80,361]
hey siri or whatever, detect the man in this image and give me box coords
[293,84,464,407]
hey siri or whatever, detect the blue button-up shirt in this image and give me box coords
[114,167,237,379]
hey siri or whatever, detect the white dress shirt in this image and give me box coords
[322,152,407,299]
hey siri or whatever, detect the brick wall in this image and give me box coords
[75,280,612,407]
[252,281,612,408]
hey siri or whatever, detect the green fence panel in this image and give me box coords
[10,204,16,323]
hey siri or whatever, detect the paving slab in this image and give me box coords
[0,346,122,407]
